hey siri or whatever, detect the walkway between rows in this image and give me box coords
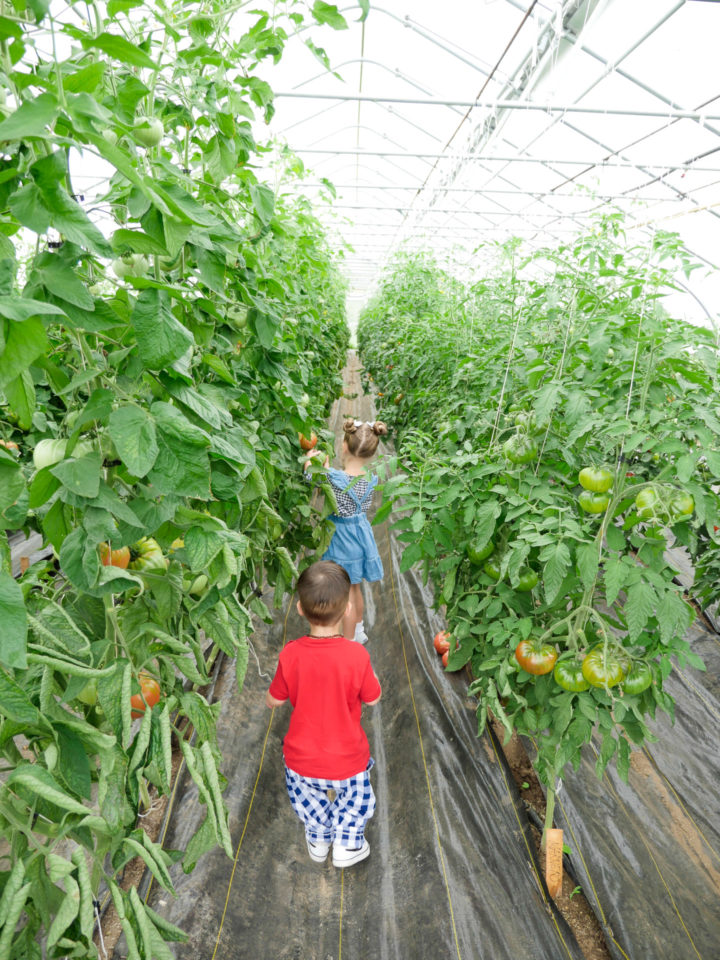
[139,354,581,959]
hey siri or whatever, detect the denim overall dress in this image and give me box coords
[321,468,384,584]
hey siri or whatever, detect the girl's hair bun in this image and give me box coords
[372,421,388,437]
[343,418,358,434]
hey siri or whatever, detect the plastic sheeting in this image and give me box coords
[527,618,720,960]
[136,359,584,960]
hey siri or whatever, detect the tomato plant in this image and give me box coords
[0,0,359,952]
[359,233,714,812]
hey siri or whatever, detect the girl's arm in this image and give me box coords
[303,449,330,471]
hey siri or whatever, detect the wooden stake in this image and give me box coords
[545,827,563,899]
[20,556,30,574]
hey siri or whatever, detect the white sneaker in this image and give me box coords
[306,837,331,863]
[332,840,370,868]
[353,623,369,645]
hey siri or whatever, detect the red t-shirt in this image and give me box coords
[268,635,382,779]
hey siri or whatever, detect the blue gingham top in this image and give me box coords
[307,468,375,517]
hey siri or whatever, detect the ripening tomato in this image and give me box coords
[467,539,495,565]
[622,661,653,695]
[130,672,161,718]
[0,439,19,454]
[299,432,318,451]
[578,490,611,514]
[433,630,451,655]
[578,467,613,493]
[129,537,168,573]
[553,659,590,692]
[503,434,538,464]
[581,646,627,688]
[514,637,557,676]
[100,543,131,569]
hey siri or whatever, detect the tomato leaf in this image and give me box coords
[50,451,102,499]
[109,404,159,478]
[312,1,348,29]
[131,288,195,370]
[0,92,57,140]
[575,542,599,591]
[542,541,570,604]
[624,581,655,642]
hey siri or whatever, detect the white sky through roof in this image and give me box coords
[259,0,720,327]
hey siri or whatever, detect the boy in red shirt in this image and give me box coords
[266,560,382,868]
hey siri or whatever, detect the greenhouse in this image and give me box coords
[1,1,719,958]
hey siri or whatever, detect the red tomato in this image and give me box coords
[298,432,317,451]
[442,650,449,668]
[100,543,131,569]
[130,673,161,719]
[433,630,451,655]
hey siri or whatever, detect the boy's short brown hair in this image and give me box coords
[297,561,351,626]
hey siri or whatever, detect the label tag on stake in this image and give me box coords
[545,827,563,899]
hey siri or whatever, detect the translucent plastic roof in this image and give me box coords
[261,0,720,322]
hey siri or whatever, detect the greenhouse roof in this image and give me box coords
[262,0,720,321]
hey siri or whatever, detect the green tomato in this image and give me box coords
[503,434,538,465]
[129,537,168,573]
[514,567,539,592]
[467,539,495,565]
[622,661,653,695]
[33,438,93,470]
[581,646,627,688]
[483,558,502,580]
[513,410,535,430]
[553,659,590,692]
[188,574,209,597]
[134,116,164,147]
[578,467,613,493]
[578,490,611,514]
[102,129,118,146]
[112,253,149,279]
[670,492,694,519]
[76,680,98,706]
[635,487,661,519]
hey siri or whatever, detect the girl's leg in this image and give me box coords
[343,583,364,639]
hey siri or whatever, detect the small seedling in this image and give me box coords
[569,885,582,900]
[563,843,573,856]
[521,781,530,789]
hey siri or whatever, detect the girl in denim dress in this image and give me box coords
[304,418,387,643]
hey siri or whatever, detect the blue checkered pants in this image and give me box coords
[284,759,376,849]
